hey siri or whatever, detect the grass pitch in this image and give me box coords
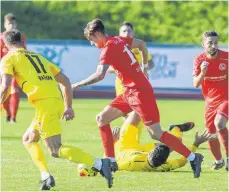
[1,99,228,191]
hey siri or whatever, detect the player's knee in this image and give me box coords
[96,113,106,127]
[48,148,60,158]
[214,118,225,130]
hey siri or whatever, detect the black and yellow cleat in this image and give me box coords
[190,153,204,178]
[40,175,55,190]
[169,122,195,132]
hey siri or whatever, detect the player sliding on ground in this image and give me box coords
[72,19,204,184]
[78,122,211,174]
[0,29,114,190]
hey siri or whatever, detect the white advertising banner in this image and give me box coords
[27,40,227,90]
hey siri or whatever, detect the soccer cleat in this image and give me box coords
[100,158,113,188]
[169,122,195,132]
[40,175,55,190]
[10,119,16,124]
[190,153,204,178]
[225,158,228,171]
[211,160,225,170]
[6,116,10,122]
[110,161,118,172]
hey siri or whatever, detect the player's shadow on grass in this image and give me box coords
[1,136,21,140]
[198,147,209,150]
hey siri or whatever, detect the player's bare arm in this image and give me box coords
[0,74,12,104]
[131,39,149,78]
[72,64,109,89]
[193,61,208,88]
[55,72,74,121]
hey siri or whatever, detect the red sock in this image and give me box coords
[208,138,222,161]
[99,124,115,158]
[10,92,20,120]
[218,128,228,156]
[160,131,191,158]
[3,96,11,117]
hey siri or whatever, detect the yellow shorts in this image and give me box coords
[29,98,64,139]
[115,77,124,96]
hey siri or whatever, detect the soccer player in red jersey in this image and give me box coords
[0,13,26,123]
[72,18,204,178]
[193,30,228,171]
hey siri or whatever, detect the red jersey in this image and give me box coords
[0,32,26,59]
[100,36,151,89]
[193,49,228,106]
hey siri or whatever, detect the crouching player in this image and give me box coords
[78,122,211,174]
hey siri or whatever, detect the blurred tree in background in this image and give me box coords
[1,1,228,44]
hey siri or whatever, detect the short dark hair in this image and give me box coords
[147,144,170,168]
[84,18,106,39]
[202,30,218,40]
[120,22,133,30]
[4,13,16,22]
[3,29,22,45]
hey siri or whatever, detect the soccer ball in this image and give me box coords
[77,164,98,177]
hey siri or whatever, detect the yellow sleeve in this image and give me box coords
[49,62,61,76]
[0,56,14,75]
[147,52,152,61]
[155,144,198,172]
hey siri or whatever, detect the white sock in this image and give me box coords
[93,158,102,171]
[41,172,50,181]
[108,157,116,163]
[187,152,195,162]
[216,158,224,164]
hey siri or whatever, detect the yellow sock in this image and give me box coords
[170,126,183,139]
[137,121,144,142]
[58,145,94,167]
[25,142,49,172]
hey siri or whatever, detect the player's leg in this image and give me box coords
[128,89,203,178]
[40,98,114,187]
[215,101,228,170]
[9,79,20,123]
[97,95,132,170]
[205,106,224,170]
[2,96,11,121]
[22,123,52,190]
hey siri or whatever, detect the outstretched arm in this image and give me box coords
[72,64,109,90]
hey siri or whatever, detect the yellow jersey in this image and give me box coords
[115,48,152,96]
[0,48,62,103]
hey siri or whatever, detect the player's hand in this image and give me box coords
[200,61,209,74]
[193,130,212,147]
[72,83,80,91]
[142,68,149,79]
[62,107,75,121]
[112,127,121,142]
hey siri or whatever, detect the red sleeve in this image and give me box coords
[192,56,201,77]
[100,43,114,65]
[118,36,133,47]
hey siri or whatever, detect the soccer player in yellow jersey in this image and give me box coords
[78,122,210,175]
[0,29,114,190]
[112,123,211,172]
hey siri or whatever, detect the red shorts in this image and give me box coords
[11,78,19,88]
[205,101,228,133]
[109,88,160,126]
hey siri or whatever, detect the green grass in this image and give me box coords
[1,99,228,191]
